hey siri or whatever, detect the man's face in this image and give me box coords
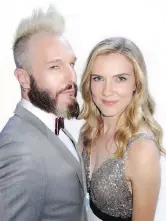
[26,33,79,118]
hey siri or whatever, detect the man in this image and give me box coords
[0,5,87,221]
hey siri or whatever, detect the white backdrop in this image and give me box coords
[0,1,166,220]
[0,0,166,147]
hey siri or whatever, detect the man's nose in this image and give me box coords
[65,64,76,83]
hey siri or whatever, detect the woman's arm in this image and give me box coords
[127,139,160,221]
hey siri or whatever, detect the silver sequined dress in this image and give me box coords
[82,133,157,221]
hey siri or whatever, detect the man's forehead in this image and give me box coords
[28,32,75,59]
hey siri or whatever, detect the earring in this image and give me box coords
[21,86,26,92]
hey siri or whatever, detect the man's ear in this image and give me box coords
[14,68,30,90]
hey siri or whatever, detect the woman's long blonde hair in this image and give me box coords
[79,37,164,157]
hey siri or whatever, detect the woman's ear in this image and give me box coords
[133,84,136,94]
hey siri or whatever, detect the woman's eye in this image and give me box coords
[117,76,127,82]
[92,76,103,81]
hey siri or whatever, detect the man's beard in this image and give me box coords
[28,75,80,119]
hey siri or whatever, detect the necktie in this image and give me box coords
[55,117,64,135]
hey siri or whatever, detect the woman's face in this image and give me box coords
[90,53,136,118]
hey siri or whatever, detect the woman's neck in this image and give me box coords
[102,115,117,135]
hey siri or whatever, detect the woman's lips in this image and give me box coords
[102,100,117,105]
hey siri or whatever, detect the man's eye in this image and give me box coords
[50,65,59,69]
[70,63,75,68]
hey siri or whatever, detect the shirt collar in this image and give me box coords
[20,98,56,133]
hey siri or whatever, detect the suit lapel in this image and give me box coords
[62,128,82,161]
[46,127,84,191]
[14,104,47,135]
[62,128,87,195]
[14,104,84,191]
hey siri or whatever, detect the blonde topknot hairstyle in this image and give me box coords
[12,4,65,71]
[79,37,164,157]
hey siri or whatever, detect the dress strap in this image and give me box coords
[124,132,157,160]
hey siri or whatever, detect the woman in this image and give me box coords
[78,37,165,221]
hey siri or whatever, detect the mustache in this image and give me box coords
[57,83,78,97]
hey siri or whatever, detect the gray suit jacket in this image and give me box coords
[0,104,87,221]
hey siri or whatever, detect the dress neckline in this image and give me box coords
[89,132,156,182]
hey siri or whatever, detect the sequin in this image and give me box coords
[82,132,157,219]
